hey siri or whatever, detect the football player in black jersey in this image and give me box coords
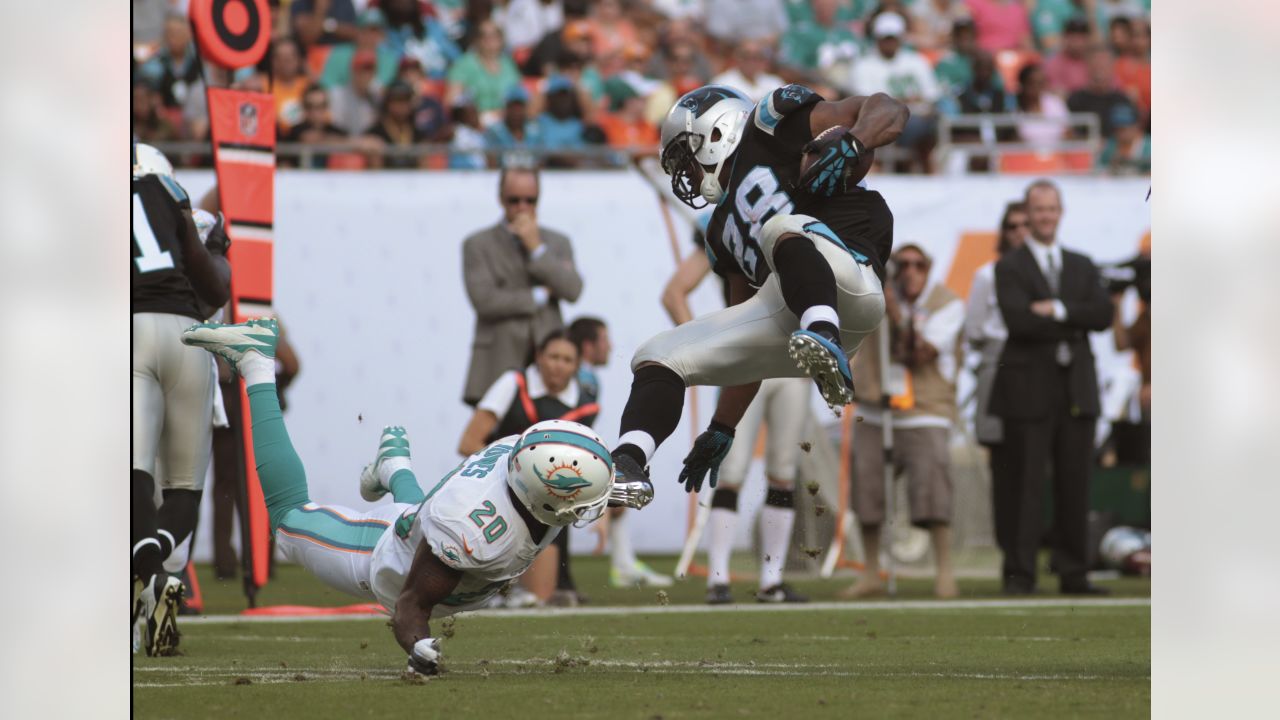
[607,84,908,510]
[131,142,232,655]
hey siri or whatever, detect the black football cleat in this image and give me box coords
[706,584,734,605]
[609,454,654,510]
[756,583,809,603]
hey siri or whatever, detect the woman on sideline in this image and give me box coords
[458,329,600,608]
[964,201,1028,566]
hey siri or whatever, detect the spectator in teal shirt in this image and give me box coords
[934,18,995,100]
[1099,103,1150,175]
[1030,0,1090,53]
[779,0,865,83]
[446,19,522,117]
[485,86,542,151]
[536,76,587,154]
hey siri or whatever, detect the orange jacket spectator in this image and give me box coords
[587,0,639,59]
[273,38,312,135]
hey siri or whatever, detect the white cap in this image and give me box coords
[872,12,907,39]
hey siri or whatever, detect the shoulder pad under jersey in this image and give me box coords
[156,174,191,206]
[754,84,822,136]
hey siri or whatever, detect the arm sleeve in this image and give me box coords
[526,234,584,302]
[922,298,965,382]
[476,371,519,417]
[922,298,965,352]
[462,235,537,321]
[963,269,993,347]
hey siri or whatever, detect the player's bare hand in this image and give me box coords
[509,212,541,253]
[678,423,735,493]
[1030,300,1057,317]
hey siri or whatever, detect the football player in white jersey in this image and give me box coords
[181,318,614,675]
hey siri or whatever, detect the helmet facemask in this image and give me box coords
[661,132,708,209]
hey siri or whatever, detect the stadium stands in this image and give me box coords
[132,0,1150,175]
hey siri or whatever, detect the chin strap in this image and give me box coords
[700,154,728,204]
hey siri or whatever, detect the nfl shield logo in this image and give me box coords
[239,102,258,138]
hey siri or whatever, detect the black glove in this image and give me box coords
[678,421,735,493]
[406,637,441,676]
[798,130,866,197]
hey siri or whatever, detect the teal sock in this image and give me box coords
[388,468,425,504]
[246,383,311,531]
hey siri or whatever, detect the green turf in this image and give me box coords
[137,557,1149,718]
[192,552,1153,614]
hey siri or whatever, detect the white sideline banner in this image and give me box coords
[176,170,1150,559]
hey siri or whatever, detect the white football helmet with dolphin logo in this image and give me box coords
[507,420,614,527]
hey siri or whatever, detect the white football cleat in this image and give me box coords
[611,561,674,588]
[181,318,279,376]
[359,425,412,502]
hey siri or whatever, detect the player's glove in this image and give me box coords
[678,421,735,493]
[406,637,442,676]
[798,131,866,197]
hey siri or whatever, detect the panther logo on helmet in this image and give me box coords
[659,85,753,209]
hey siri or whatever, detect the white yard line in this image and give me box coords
[183,597,1150,625]
[134,658,1143,688]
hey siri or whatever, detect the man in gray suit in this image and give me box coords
[461,167,584,406]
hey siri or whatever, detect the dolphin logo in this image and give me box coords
[533,465,592,498]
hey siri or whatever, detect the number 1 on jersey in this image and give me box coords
[132,193,176,273]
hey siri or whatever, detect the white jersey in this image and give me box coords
[368,436,559,613]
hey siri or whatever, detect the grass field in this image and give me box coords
[134,557,1150,719]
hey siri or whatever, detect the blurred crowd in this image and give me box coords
[132,0,1150,172]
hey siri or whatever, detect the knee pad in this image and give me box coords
[710,486,740,511]
[760,213,816,270]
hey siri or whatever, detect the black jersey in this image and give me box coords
[131,174,204,318]
[703,84,894,286]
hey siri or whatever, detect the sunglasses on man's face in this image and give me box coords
[504,195,538,206]
[896,258,928,271]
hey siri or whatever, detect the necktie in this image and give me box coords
[1046,251,1072,366]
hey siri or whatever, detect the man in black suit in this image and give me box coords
[991,180,1113,595]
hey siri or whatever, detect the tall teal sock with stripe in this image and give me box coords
[388,469,425,504]
[246,383,311,532]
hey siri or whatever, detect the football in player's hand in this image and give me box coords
[799,125,875,192]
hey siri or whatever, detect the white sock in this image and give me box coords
[610,511,637,570]
[241,352,276,387]
[759,505,796,590]
[800,305,840,332]
[706,508,737,587]
[617,430,656,463]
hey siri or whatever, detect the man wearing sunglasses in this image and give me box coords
[461,166,583,407]
[843,243,964,600]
